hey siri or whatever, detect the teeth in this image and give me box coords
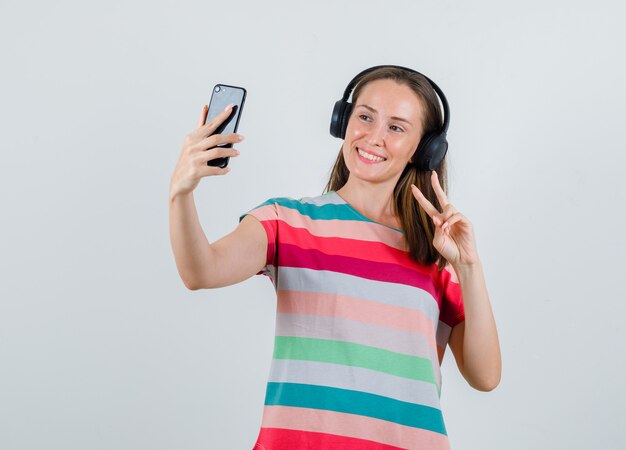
[357,148,385,162]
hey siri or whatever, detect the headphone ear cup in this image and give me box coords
[330,100,346,138]
[412,133,449,171]
[330,100,353,139]
[339,102,352,139]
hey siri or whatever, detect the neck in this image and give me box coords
[335,175,399,224]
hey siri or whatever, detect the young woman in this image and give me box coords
[169,66,501,449]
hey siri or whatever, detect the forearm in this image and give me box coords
[169,191,214,290]
[454,261,501,390]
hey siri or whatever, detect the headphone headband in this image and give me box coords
[341,65,449,134]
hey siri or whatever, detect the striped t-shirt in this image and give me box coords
[239,191,465,450]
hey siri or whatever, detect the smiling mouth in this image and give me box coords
[357,147,387,162]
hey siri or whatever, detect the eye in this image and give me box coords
[390,125,405,133]
[358,114,371,122]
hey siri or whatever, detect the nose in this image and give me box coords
[367,122,386,147]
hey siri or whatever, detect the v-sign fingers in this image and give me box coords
[430,171,449,208]
[410,184,439,218]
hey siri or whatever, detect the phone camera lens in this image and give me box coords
[215,86,221,93]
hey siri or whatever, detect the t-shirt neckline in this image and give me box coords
[327,191,404,234]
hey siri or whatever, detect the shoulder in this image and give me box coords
[268,192,343,213]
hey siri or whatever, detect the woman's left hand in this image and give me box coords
[411,171,480,268]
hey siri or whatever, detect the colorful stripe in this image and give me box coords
[273,336,437,385]
[278,243,442,297]
[275,313,434,361]
[267,359,441,409]
[264,382,447,434]
[278,266,441,319]
[257,406,451,449]
[244,196,399,226]
[255,427,406,450]
[277,290,438,348]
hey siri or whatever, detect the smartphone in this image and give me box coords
[205,84,247,168]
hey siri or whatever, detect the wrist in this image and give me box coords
[169,189,193,204]
[452,260,483,278]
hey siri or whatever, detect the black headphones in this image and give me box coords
[330,65,450,171]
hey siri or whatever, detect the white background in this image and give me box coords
[1,0,625,449]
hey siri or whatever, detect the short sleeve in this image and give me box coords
[239,198,279,279]
[439,263,465,328]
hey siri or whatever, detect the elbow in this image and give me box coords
[463,362,501,392]
[177,270,214,290]
[183,277,218,291]
[183,280,200,291]
[463,352,502,392]
[473,380,500,392]
[470,372,501,392]
[182,277,206,291]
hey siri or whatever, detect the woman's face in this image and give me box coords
[342,78,424,187]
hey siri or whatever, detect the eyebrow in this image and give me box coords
[355,104,413,126]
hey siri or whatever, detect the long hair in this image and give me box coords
[323,67,449,271]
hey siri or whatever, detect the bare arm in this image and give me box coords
[448,262,501,392]
[169,191,267,289]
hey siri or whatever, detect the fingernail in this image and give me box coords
[237,134,245,141]
[224,104,234,111]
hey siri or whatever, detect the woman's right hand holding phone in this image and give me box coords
[170,104,244,199]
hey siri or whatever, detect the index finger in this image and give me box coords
[196,105,208,128]
[200,104,235,136]
[410,184,439,218]
[430,171,449,208]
